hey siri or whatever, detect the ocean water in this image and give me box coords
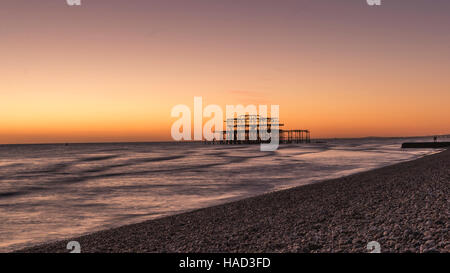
[0,138,440,252]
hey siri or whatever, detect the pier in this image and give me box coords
[205,114,310,144]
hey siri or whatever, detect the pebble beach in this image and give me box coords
[18,149,449,253]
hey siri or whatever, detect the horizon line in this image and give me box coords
[1,134,449,146]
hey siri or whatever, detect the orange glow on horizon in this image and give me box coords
[1,1,449,144]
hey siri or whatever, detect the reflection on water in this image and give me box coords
[0,138,440,251]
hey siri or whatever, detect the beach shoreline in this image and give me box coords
[16,149,449,253]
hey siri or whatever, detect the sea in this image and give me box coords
[0,137,441,252]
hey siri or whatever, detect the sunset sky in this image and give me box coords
[1,0,449,144]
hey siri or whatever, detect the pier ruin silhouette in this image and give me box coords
[205,114,310,144]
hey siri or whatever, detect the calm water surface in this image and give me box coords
[0,138,440,251]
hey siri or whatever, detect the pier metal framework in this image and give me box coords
[207,114,310,144]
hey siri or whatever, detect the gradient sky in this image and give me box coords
[1,0,450,144]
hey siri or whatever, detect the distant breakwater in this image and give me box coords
[402,142,450,148]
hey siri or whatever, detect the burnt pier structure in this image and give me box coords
[206,114,310,144]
